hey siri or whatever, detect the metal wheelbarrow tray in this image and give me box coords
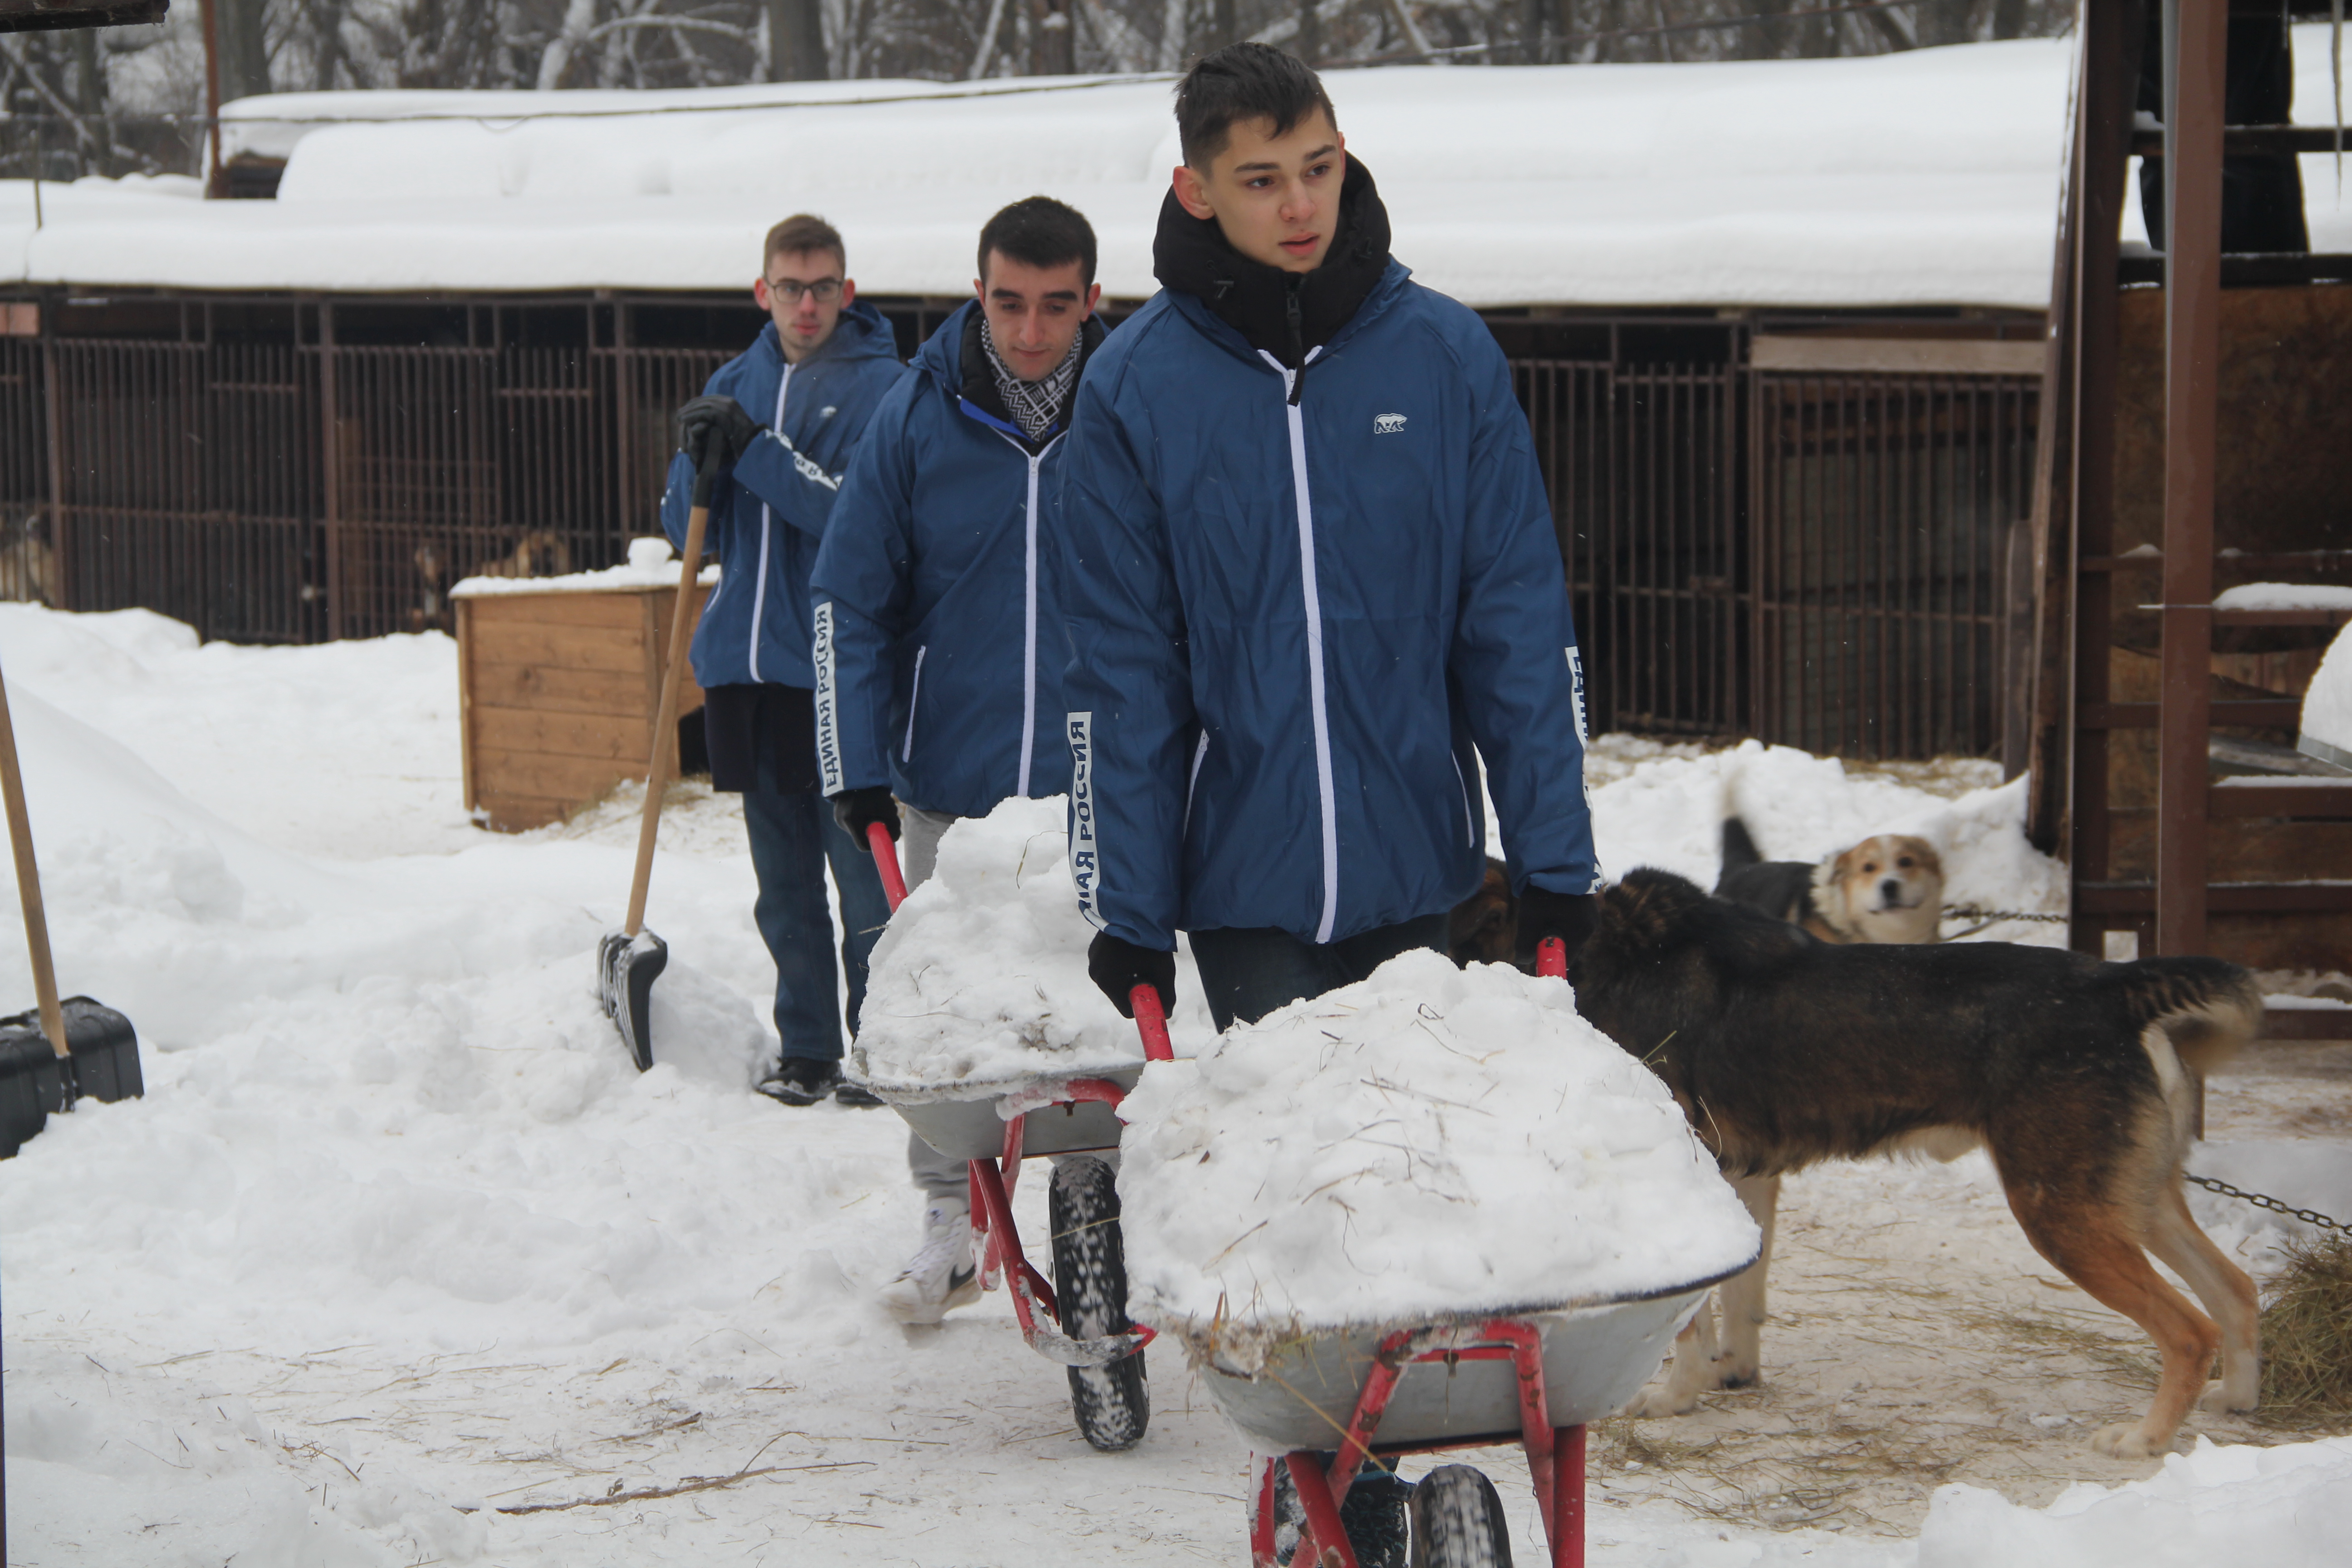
[874,1063,1142,1162]
[1179,1249,1756,1568]
[1179,1260,1754,1455]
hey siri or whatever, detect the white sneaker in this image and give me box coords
[879,1202,981,1325]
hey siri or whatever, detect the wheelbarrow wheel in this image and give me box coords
[1409,1465,1512,1568]
[1049,1155,1149,1452]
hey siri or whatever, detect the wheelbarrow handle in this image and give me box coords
[867,820,910,913]
[1537,936,1568,979]
[1129,984,1174,1063]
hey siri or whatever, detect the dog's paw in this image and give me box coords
[1626,1384,1701,1418]
[2089,1421,2167,1459]
[1714,1359,1762,1390]
[2198,1379,2258,1416]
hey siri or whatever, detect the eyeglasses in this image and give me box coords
[764,277,843,305]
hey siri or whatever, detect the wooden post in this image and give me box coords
[2052,0,2148,947]
[2154,0,2225,958]
[200,0,225,199]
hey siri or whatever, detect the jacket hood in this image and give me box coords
[757,299,901,369]
[1152,154,1392,372]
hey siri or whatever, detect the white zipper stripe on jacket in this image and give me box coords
[747,363,791,683]
[1182,730,1210,835]
[1261,347,1337,944]
[992,428,1064,799]
[1450,751,1475,848]
[902,644,926,762]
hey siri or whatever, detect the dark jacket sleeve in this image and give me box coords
[810,386,921,798]
[1448,337,1602,898]
[1053,365,1194,951]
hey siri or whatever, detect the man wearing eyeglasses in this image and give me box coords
[663,214,906,1108]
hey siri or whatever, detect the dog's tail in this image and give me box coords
[1717,815,1765,893]
[2116,957,2265,1078]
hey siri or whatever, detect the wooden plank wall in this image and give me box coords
[456,587,706,831]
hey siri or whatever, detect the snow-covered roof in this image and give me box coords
[0,33,2345,310]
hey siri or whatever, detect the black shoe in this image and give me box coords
[1270,1457,1412,1568]
[833,1078,884,1108]
[756,1058,839,1106]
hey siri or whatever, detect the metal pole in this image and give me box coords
[2156,0,2225,957]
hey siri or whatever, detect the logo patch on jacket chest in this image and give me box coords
[1373,412,1407,435]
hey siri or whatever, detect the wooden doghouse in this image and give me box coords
[452,568,711,833]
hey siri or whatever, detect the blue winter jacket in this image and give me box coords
[659,305,904,690]
[809,301,1088,817]
[1053,262,1600,952]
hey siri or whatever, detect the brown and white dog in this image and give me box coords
[1573,869,2261,1457]
[1715,815,1944,946]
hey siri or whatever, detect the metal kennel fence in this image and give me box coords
[0,294,2036,760]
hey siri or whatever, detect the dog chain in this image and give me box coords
[2184,1173,2352,1236]
[1939,905,2069,925]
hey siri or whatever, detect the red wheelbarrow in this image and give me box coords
[861,823,1167,1452]
[1180,939,1756,1568]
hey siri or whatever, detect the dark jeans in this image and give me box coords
[743,784,892,1064]
[1188,913,1450,1033]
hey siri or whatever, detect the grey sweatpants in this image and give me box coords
[897,803,1119,1204]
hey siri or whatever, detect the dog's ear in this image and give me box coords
[1601,869,1705,951]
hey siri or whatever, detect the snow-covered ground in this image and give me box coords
[1,603,2347,1565]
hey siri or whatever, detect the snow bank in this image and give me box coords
[853,794,1213,1098]
[1917,1436,2352,1568]
[449,536,717,598]
[2301,621,2352,760]
[1117,948,1758,1362]
[9,44,2077,307]
[1580,738,2068,943]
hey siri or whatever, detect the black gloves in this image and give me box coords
[675,394,760,471]
[1515,887,1598,972]
[1088,931,1177,1019]
[831,786,899,845]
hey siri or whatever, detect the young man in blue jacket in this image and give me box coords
[1059,44,1602,1034]
[665,214,904,1107]
[812,197,1106,1324]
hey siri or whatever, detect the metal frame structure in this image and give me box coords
[0,289,2046,763]
[2027,0,2352,1033]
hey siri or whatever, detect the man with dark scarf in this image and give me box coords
[810,197,1114,1337]
[1060,45,1601,1050]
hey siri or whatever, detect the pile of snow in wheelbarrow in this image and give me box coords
[2,600,2350,1567]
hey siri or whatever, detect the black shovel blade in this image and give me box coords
[598,928,665,1073]
[0,999,139,1160]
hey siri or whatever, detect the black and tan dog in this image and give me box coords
[1573,868,2262,1458]
[1716,815,1945,945]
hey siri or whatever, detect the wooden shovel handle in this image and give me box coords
[0,656,69,1060]
[624,461,718,937]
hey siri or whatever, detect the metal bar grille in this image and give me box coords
[1749,371,2038,759]
[1514,357,1744,739]
[20,300,2036,765]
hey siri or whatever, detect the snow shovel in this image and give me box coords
[0,653,142,1160]
[597,449,720,1071]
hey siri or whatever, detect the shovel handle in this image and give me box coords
[0,656,67,1061]
[1537,936,1568,979]
[1130,984,1175,1063]
[867,821,909,912]
[622,456,720,937]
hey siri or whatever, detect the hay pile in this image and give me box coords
[2260,1234,2352,1425]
